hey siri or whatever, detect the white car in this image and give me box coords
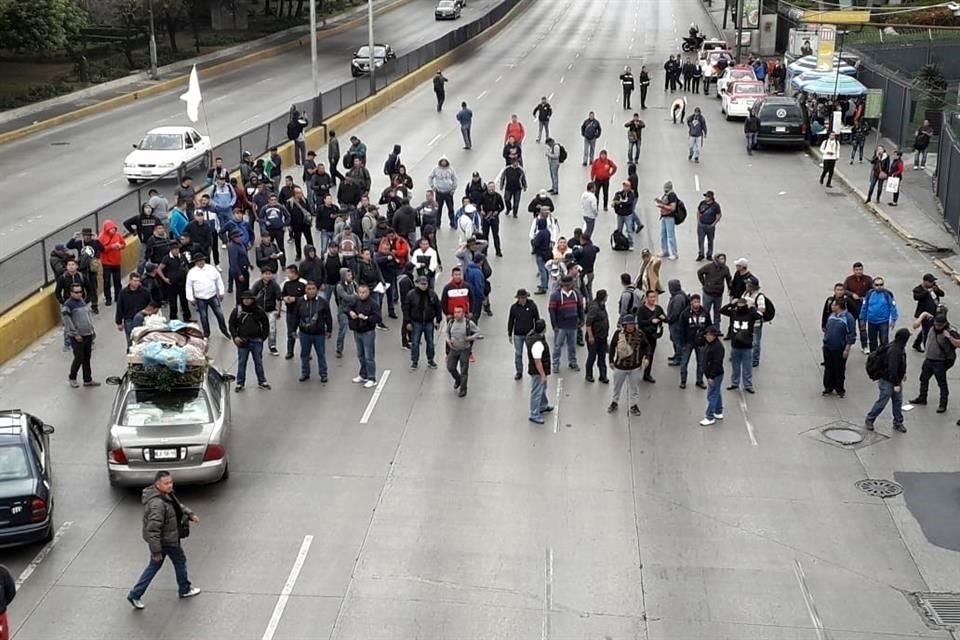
[716,65,757,99]
[123,126,211,184]
[722,80,766,119]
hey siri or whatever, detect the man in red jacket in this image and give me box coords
[440,266,472,319]
[98,220,127,306]
[590,151,618,211]
[504,114,525,145]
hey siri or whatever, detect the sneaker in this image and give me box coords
[714,413,724,420]
[410,362,418,370]
[893,423,907,433]
[235,385,244,392]
[862,346,870,354]
[320,375,328,383]
[679,382,687,389]
[514,372,523,381]
[585,375,595,383]
[352,376,365,383]
[529,416,545,424]
[285,353,294,360]
[909,397,927,405]
[336,351,343,359]
[643,375,656,384]
[258,382,271,390]
[69,379,79,388]
[695,381,706,389]
[864,419,875,431]
[104,300,112,307]
[427,361,438,369]
[179,587,201,599]
[727,384,738,390]
[695,255,705,261]
[629,405,641,416]
[607,401,619,413]
[569,363,580,371]
[269,347,279,356]
[299,376,309,382]
[127,596,145,610]
[744,387,755,394]
[83,380,101,387]
[937,405,947,414]
[376,322,389,330]
[598,377,609,384]
[541,405,554,413]
[363,379,377,389]
[700,417,716,426]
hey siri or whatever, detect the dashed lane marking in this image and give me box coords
[477,90,488,99]
[360,369,391,424]
[738,390,758,446]
[16,521,72,589]
[261,535,314,640]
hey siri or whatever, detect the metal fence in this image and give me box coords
[936,110,960,235]
[0,0,519,315]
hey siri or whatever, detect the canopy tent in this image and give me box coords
[796,73,868,96]
[787,54,857,76]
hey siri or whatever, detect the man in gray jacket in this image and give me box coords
[62,284,99,388]
[127,471,200,609]
[428,156,458,229]
[545,138,561,195]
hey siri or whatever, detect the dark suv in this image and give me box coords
[0,410,56,547]
[752,96,810,149]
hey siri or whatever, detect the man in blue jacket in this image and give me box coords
[209,175,236,229]
[822,298,856,397]
[464,256,487,326]
[861,276,898,353]
[227,230,251,304]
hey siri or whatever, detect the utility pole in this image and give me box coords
[367,0,376,95]
[147,0,158,80]
[309,0,319,97]
[734,0,745,63]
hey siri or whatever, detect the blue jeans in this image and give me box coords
[702,292,722,328]
[548,162,559,193]
[236,338,266,386]
[627,140,640,164]
[660,217,677,257]
[867,379,904,425]
[583,216,596,237]
[195,297,229,337]
[537,120,550,142]
[129,545,191,599]
[317,230,333,257]
[461,125,472,148]
[512,334,527,375]
[867,322,890,352]
[616,215,635,247]
[299,332,327,378]
[354,330,376,381]
[745,132,757,153]
[529,375,550,421]
[752,323,763,366]
[857,317,868,348]
[410,322,436,365]
[535,255,549,291]
[696,223,716,258]
[688,135,703,160]
[679,344,703,385]
[914,148,928,168]
[552,327,578,369]
[730,347,753,389]
[583,137,597,164]
[337,309,350,354]
[706,373,724,418]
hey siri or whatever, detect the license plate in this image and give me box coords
[775,126,786,133]
[153,448,178,460]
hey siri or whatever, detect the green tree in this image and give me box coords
[0,0,88,55]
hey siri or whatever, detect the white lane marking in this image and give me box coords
[496,75,503,82]
[542,547,553,640]
[575,52,580,58]
[102,177,123,187]
[547,92,554,101]
[553,377,563,433]
[794,559,827,640]
[16,521,72,589]
[567,63,573,70]
[559,76,565,84]
[360,369,391,424]
[261,535,314,640]
[738,391,758,446]
[694,174,700,192]
[426,134,442,148]
[477,90,488,99]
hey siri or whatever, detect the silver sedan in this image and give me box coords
[104,367,233,486]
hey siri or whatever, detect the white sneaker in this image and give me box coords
[363,379,377,389]
[700,417,717,426]
[713,413,724,420]
[352,376,365,383]
[127,596,145,610]
[862,346,870,355]
[179,587,201,599]
[216,264,223,272]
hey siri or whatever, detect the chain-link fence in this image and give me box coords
[937,110,960,235]
[0,0,520,315]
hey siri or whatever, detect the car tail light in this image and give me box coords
[31,497,47,522]
[109,448,127,464]
[202,444,225,461]
[801,122,808,134]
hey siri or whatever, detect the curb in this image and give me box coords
[0,0,414,146]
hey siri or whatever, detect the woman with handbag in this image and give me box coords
[819,131,840,188]
[886,150,905,206]
[866,145,890,204]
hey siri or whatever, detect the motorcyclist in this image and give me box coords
[689,23,700,39]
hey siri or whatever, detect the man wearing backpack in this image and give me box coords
[654,181,680,260]
[908,313,960,413]
[822,299,856,397]
[861,276,898,353]
[744,277,771,367]
[617,273,643,322]
[865,328,910,433]
[545,138,562,195]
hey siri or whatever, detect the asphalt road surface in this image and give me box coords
[1,0,958,638]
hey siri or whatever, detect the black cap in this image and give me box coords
[81,227,93,234]
[192,252,207,263]
[516,288,529,297]
[239,290,257,301]
[560,275,574,284]
[923,273,938,283]
[703,190,715,198]
[934,314,948,324]
[705,325,722,336]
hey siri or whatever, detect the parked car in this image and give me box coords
[105,367,233,486]
[716,64,757,98]
[0,410,56,548]
[752,96,810,149]
[698,39,729,59]
[700,50,733,94]
[123,126,211,184]
[436,0,461,18]
[350,43,396,77]
[722,80,766,119]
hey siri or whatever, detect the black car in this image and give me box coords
[0,410,55,547]
[752,96,810,149]
[350,43,396,77]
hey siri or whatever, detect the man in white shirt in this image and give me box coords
[580,182,598,236]
[528,206,560,244]
[410,237,439,290]
[185,253,230,338]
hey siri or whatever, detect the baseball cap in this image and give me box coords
[620,314,637,325]
[923,273,938,283]
[734,257,749,267]
[703,190,715,198]
[935,314,948,324]
[54,244,66,251]
[239,290,257,301]
[560,275,574,284]
[516,288,529,298]
[415,276,428,284]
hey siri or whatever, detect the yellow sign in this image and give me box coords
[802,10,871,24]
[817,24,836,71]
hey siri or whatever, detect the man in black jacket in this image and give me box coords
[865,328,910,432]
[507,288,541,380]
[700,326,725,426]
[348,284,382,387]
[115,272,152,345]
[697,253,731,328]
[677,294,710,389]
[298,245,323,285]
[281,265,307,359]
[56,259,88,303]
[404,276,443,370]
[156,244,191,321]
[295,281,333,383]
[498,159,527,218]
[911,273,944,352]
[720,298,762,393]
[250,269,282,356]
[821,283,857,332]
[229,291,271,391]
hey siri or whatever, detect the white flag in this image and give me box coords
[180,65,202,123]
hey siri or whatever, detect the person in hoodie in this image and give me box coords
[865,327,910,433]
[317,244,343,293]
[49,244,71,280]
[280,265,307,359]
[822,298,856,397]
[383,144,402,181]
[531,217,553,295]
[861,275,898,353]
[527,188,555,216]
[62,284,98,388]
[465,172,485,205]
[98,220,126,307]
[294,281,333,383]
[229,291,271,392]
[720,297,762,393]
[209,175,237,230]
[700,326,725,426]
[143,225,171,269]
[428,156,458,229]
[677,293,710,389]
[250,268,282,356]
[396,263,417,348]
[157,244,191,321]
[124,203,160,266]
[115,272,152,346]
[314,193,339,255]
[464,255,488,327]
[664,279,688,364]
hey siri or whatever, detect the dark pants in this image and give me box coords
[236,338,266,386]
[410,322,436,365]
[644,337,657,377]
[436,191,455,228]
[481,217,501,254]
[128,544,191,599]
[163,282,191,321]
[696,223,716,259]
[102,265,122,303]
[868,322,889,352]
[622,88,632,109]
[918,358,949,406]
[683,76,691,91]
[820,159,836,186]
[867,175,885,202]
[505,189,521,217]
[82,269,98,307]
[268,229,285,248]
[702,292,722,328]
[435,89,445,111]
[679,343,703,385]
[196,297,229,337]
[291,227,314,261]
[447,347,471,390]
[914,317,932,350]
[691,78,700,93]
[586,336,608,379]
[822,346,847,393]
[851,140,865,162]
[595,179,610,209]
[299,332,327,378]
[69,335,94,382]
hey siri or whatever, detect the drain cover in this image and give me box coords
[855,478,903,498]
[911,592,960,629]
[823,427,864,445]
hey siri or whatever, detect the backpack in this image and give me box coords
[558,145,568,164]
[610,229,630,251]
[865,343,890,380]
[674,199,688,225]
[621,288,642,317]
[758,294,776,322]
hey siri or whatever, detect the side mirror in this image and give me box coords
[132,143,138,149]
[106,376,122,386]
[42,424,55,435]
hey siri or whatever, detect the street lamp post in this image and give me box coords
[734,0,745,63]
[368,0,376,95]
[309,0,319,97]
[147,0,158,80]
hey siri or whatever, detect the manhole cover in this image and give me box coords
[855,478,903,498]
[49,141,70,146]
[823,427,864,445]
[910,592,960,629]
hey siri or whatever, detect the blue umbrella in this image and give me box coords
[798,73,867,96]
[788,54,856,76]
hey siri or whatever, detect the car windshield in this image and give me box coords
[734,84,764,95]
[0,445,31,480]
[438,0,455,5]
[120,388,212,426]
[731,69,754,79]
[356,46,387,59]
[138,134,183,151]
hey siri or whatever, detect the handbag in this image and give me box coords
[885,176,901,193]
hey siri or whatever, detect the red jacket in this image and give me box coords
[440,278,470,317]
[504,121,525,144]
[889,158,905,178]
[590,157,618,182]
[378,236,410,266]
[97,220,126,267]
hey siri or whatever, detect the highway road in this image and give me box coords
[1,0,958,638]
[0,0,504,255]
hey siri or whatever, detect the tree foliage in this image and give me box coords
[0,0,89,55]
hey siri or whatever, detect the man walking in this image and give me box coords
[126,471,201,610]
[63,284,99,388]
[861,276,898,353]
[865,328,910,433]
[580,111,602,166]
[607,314,649,416]
[909,312,960,413]
[686,107,707,162]
[433,71,448,111]
[404,275,442,370]
[549,275,584,371]
[911,273,944,352]
[526,319,555,424]
[229,291,271,392]
[654,181,680,260]
[822,299,856,397]
[445,306,482,397]
[695,190,721,261]
[456,101,473,149]
[619,66,635,109]
[533,96,553,143]
[508,288,540,381]
[700,326,725,426]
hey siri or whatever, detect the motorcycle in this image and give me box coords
[681,33,705,52]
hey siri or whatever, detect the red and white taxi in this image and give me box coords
[716,64,757,98]
[721,80,766,119]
